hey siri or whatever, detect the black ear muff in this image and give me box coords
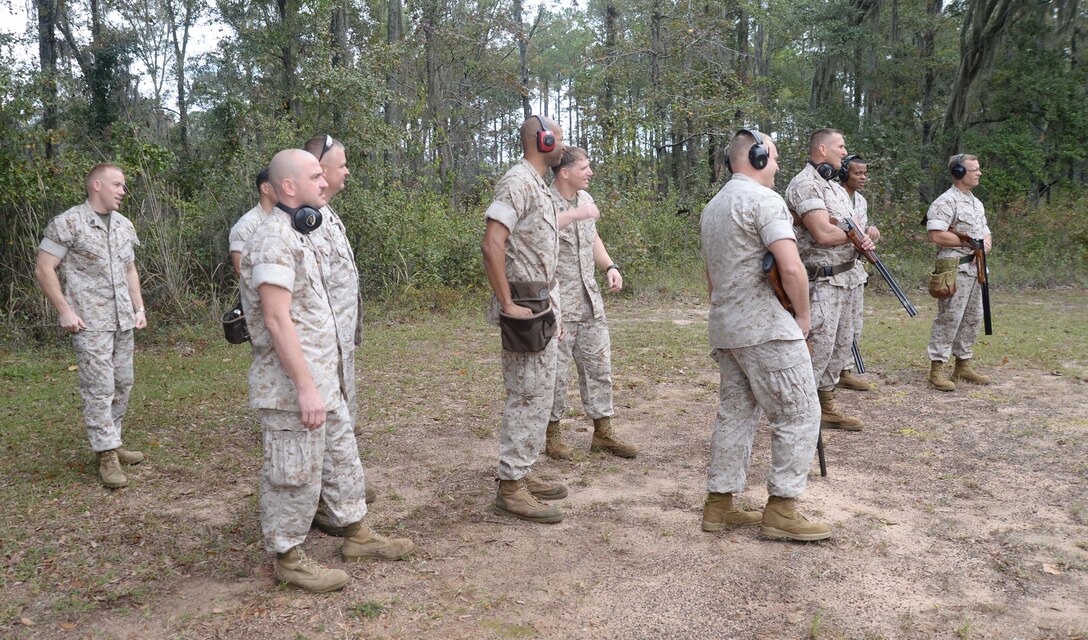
[950,154,967,180]
[531,114,556,153]
[837,154,859,182]
[811,160,836,181]
[277,203,324,235]
[736,128,769,171]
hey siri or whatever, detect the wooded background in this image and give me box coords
[1,0,1086,340]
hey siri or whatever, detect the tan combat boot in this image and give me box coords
[341,521,415,562]
[312,487,379,536]
[590,417,639,458]
[760,496,832,542]
[97,450,128,489]
[493,479,563,523]
[545,420,573,461]
[836,370,871,391]
[524,473,568,500]
[275,547,349,592]
[116,448,144,464]
[816,390,863,431]
[927,360,956,391]
[951,357,991,385]
[701,492,762,532]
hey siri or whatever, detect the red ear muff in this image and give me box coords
[531,114,556,153]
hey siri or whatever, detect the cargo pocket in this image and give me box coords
[264,427,315,488]
[757,345,812,418]
[499,307,556,353]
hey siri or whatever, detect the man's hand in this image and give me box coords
[866,225,880,244]
[984,236,992,253]
[856,232,876,252]
[795,313,812,338]
[59,310,87,333]
[134,310,147,329]
[574,202,600,222]
[297,385,327,430]
[606,269,622,293]
[502,303,534,319]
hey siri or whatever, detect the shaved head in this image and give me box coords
[269,149,327,208]
[520,115,560,151]
[519,115,565,169]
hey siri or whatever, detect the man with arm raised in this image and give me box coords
[700,129,830,541]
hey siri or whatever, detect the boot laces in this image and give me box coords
[293,549,323,573]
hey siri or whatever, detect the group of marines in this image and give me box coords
[33,117,993,593]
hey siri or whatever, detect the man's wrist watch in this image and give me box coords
[606,264,621,274]
[134,308,145,314]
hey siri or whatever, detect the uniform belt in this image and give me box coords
[958,255,975,265]
[806,259,857,280]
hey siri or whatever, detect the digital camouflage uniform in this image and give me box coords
[240,207,367,554]
[308,205,363,429]
[785,164,865,391]
[229,204,266,257]
[925,187,990,363]
[844,191,869,370]
[39,202,140,453]
[548,187,614,423]
[485,159,561,481]
[701,174,821,498]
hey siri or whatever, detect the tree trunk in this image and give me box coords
[602,1,617,155]
[385,0,403,166]
[514,0,530,118]
[36,0,58,159]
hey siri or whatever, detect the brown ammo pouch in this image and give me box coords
[927,257,961,299]
[499,281,556,353]
[222,300,250,344]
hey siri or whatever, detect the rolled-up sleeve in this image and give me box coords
[40,218,70,259]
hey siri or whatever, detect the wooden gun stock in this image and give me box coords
[761,251,794,316]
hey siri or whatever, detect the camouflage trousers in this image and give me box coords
[928,271,982,363]
[842,284,865,373]
[707,340,821,498]
[809,281,860,391]
[258,398,368,554]
[550,318,614,422]
[498,338,557,480]
[71,329,134,453]
[339,346,358,433]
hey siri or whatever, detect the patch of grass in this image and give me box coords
[349,600,386,619]
[808,608,826,638]
[955,617,974,639]
[480,620,538,638]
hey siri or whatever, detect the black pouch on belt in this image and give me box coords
[499,281,556,353]
[222,300,251,344]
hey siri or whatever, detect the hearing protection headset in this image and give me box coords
[950,154,967,180]
[724,128,770,172]
[837,154,861,183]
[531,114,556,153]
[277,203,324,235]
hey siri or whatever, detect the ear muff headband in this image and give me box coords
[531,114,556,153]
[837,154,861,183]
[950,154,967,180]
[277,203,324,235]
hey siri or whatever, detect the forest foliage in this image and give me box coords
[1,0,1086,340]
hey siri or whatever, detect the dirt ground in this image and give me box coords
[5,299,1088,640]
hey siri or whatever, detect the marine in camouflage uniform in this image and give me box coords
[925,154,993,391]
[229,168,276,277]
[784,129,869,431]
[700,130,829,542]
[481,116,600,523]
[35,164,147,489]
[240,149,411,594]
[837,156,876,391]
[545,147,637,460]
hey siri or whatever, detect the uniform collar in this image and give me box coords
[81,201,115,231]
[518,158,549,191]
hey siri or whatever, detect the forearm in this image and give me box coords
[35,264,71,314]
[802,210,849,246]
[592,237,613,270]
[482,242,513,309]
[231,252,242,277]
[125,264,145,311]
[780,264,811,323]
[928,229,966,248]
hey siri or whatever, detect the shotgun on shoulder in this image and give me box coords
[951,229,993,335]
[839,216,918,317]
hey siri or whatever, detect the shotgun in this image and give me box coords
[952,231,993,335]
[840,217,918,317]
[851,338,865,374]
[761,251,827,477]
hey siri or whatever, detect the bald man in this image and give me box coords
[240,149,413,593]
[481,115,600,524]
